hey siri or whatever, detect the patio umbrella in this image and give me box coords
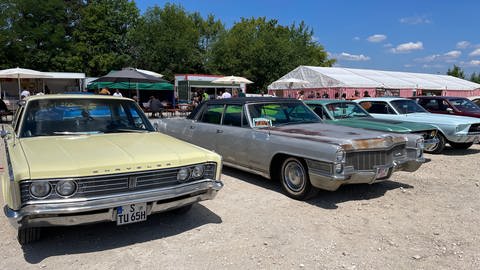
[211,75,254,84]
[90,67,168,100]
[91,67,166,84]
[0,67,53,97]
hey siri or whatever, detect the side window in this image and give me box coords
[309,105,330,120]
[13,107,25,134]
[200,104,224,124]
[360,101,391,114]
[222,105,243,127]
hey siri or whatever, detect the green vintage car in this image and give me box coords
[305,100,439,153]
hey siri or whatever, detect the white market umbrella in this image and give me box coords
[212,75,254,84]
[136,68,164,78]
[0,67,52,97]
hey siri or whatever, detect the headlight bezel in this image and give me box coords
[29,181,52,199]
[335,148,346,162]
[56,180,78,197]
[177,167,191,182]
[191,165,205,179]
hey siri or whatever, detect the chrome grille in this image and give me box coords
[20,163,217,204]
[346,144,406,171]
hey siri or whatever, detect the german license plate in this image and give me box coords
[376,167,389,179]
[117,203,147,225]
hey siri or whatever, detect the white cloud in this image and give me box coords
[383,43,393,48]
[404,64,415,68]
[469,60,480,66]
[367,34,387,43]
[390,41,424,53]
[399,15,432,25]
[422,64,445,69]
[415,50,461,63]
[469,48,480,57]
[456,41,470,49]
[353,36,360,41]
[335,52,371,61]
[444,50,461,59]
[312,36,319,42]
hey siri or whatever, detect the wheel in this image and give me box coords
[280,157,317,200]
[449,141,473,150]
[424,133,446,154]
[170,204,193,215]
[17,227,41,245]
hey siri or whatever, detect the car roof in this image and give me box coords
[356,97,408,102]
[413,96,469,100]
[204,97,299,105]
[25,94,131,101]
[304,99,357,105]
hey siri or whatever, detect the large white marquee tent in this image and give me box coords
[268,66,480,98]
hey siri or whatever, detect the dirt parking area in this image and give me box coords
[1,144,479,270]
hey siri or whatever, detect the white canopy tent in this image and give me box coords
[268,66,480,94]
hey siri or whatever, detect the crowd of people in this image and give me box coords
[295,90,371,100]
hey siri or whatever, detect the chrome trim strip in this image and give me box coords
[223,161,270,179]
[3,136,21,208]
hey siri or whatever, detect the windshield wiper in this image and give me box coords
[53,131,103,135]
[105,128,148,133]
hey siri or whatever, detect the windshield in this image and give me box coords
[391,99,428,114]
[20,98,153,137]
[450,98,480,112]
[247,102,321,127]
[325,102,371,119]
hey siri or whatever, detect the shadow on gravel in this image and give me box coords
[22,204,221,263]
[222,166,413,210]
[307,181,413,209]
[440,146,480,156]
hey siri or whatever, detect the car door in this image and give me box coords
[215,104,251,168]
[188,104,225,151]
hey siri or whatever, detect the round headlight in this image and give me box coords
[336,149,346,162]
[177,168,190,182]
[191,165,204,178]
[29,182,52,198]
[56,180,77,197]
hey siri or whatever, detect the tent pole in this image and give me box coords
[17,74,21,98]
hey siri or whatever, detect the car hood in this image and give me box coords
[268,123,407,151]
[382,112,480,125]
[332,117,435,133]
[19,132,215,179]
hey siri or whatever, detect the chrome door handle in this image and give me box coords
[216,129,223,133]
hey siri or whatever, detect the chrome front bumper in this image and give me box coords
[4,179,223,229]
[308,157,423,191]
[447,133,480,143]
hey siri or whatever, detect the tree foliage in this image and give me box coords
[470,72,480,84]
[71,0,139,76]
[128,4,206,80]
[209,17,335,90]
[447,64,465,79]
[1,1,336,89]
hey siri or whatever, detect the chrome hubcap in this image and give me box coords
[284,161,305,193]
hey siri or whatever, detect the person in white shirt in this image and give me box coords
[113,89,123,97]
[221,90,232,99]
[20,89,30,99]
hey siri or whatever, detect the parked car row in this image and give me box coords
[2,94,479,244]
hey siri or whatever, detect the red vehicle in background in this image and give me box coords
[411,96,480,118]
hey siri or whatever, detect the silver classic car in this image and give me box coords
[155,98,424,200]
[356,97,480,153]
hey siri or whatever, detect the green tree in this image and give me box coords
[128,4,206,80]
[0,0,83,71]
[71,0,139,76]
[447,64,465,79]
[470,72,480,83]
[209,17,335,91]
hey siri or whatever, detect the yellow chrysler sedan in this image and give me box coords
[0,94,223,244]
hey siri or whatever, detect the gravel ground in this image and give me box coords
[1,144,479,270]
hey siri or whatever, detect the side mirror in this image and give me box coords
[446,107,454,113]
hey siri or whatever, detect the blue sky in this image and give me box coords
[135,0,480,77]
